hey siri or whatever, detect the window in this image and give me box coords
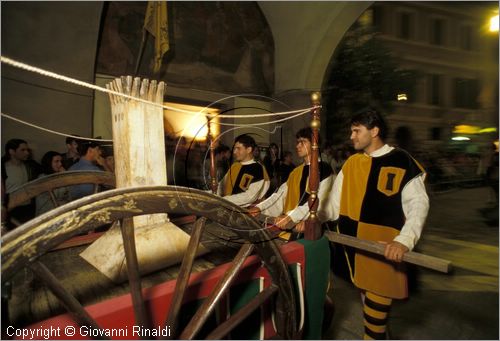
[459,25,473,51]
[429,74,441,105]
[405,85,417,103]
[453,78,479,109]
[399,12,413,40]
[430,127,441,141]
[430,18,445,46]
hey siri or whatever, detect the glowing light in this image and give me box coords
[453,125,480,134]
[397,93,407,101]
[479,127,498,133]
[164,102,219,141]
[490,14,499,32]
[451,136,471,141]
[453,125,498,135]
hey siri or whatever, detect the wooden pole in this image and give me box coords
[325,231,451,273]
[304,92,322,240]
[255,212,452,273]
[134,31,148,76]
[208,117,218,194]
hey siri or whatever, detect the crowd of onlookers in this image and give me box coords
[1,136,114,231]
[2,134,498,232]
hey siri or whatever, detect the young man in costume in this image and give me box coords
[217,134,269,207]
[249,127,334,241]
[328,109,429,339]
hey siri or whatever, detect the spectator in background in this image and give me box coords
[26,147,43,178]
[68,139,112,200]
[61,135,81,170]
[100,145,115,173]
[278,150,295,184]
[253,144,262,162]
[1,139,39,227]
[321,144,333,166]
[35,151,69,216]
[215,144,231,182]
[330,148,347,175]
[263,143,280,179]
[263,142,280,196]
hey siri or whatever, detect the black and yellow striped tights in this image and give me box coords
[362,291,392,340]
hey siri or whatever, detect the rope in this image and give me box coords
[1,55,319,119]
[218,108,311,127]
[1,112,113,142]
[1,106,309,142]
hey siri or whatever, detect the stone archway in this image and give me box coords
[258,2,372,94]
[258,2,372,154]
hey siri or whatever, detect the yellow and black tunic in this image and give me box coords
[337,148,425,299]
[222,161,269,196]
[279,161,333,241]
[284,161,333,213]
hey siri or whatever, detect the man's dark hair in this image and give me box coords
[100,145,114,158]
[215,144,231,155]
[3,139,27,160]
[234,134,257,152]
[77,139,102,156]
[295,127,321,145]
[66,134,82,145]
[350,108,388,141]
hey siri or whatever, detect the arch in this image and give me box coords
[258,2,372,94]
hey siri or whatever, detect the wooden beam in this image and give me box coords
[325,231,451,273]
[208,117,218,194]
[305,92,322,240]
[253,212,451,273]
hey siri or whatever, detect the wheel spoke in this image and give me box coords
[179,243,255,340]
[120,217,151,337]
[48,190,58,207]
[29,261,109,340]
[206,284,278,340]
[163,216,206,339]
[8,217,21,227]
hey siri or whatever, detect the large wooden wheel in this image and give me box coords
[1,186,298,339]
[5,170,115,228]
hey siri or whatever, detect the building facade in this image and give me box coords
[363,1,498,153]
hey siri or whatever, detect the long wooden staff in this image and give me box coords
[324,231,451,273]
[207,117,218,194]
[305,92,322,240]
[254,213,451,273]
